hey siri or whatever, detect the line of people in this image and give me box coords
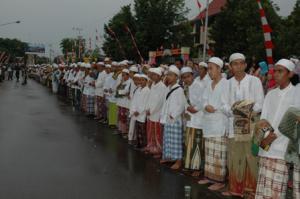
[33,53,300,199]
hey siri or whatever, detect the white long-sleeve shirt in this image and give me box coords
[103,73,117,103]
[116,79,131,109]
[82,75,95,96]
[202,78,230,138]
[186,79,207,129]
[130,86,150,123]
[160,83,187,124]
[95,71,107,97]
[227,74,265,138]
[72,70,85,90]
[259,83,299,160]
[146,81,167,122]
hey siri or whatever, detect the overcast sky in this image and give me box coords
[0,0,296,56]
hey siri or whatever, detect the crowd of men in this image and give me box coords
[31,53,300,199]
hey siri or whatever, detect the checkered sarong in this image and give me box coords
[294,164,300,199]
[96,96,107,120]
[86,95,95,115]
[204,137,227,182]
[255,157,288,199]
[135,121,147,148]
[162,120,183,161]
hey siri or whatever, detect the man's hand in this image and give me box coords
[187,106,198,114]
[205,105,216,113]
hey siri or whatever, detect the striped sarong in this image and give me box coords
[255,157,288,199]
[204,137,227,182]
[162,120,183,161]
[146,120,163,155]
[96,96,107,120]
[184,128,204,171]
[81,94,87,112]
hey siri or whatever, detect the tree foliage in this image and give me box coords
[0,38,28,58]
[209,0,284,61]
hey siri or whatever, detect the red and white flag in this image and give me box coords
[196,0,202,9]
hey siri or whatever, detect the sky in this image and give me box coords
[0,0,297,57]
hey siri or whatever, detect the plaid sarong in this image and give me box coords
[118,107,129,135]
[162,120,183,161]
[96,96,107,120]
[255,157,288,199]
[135,121,147,148]
[204,137,227,182]
[81,94,87,112]
[294,164,300,199]
[86,95,95,115]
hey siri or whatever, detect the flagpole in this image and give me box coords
[202,0,209,61]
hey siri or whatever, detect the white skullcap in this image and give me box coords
[85,63,91,69]
[275,59,296,72]
[151,68,162,76]
[168,65,180,76]
[97,62,105,65]
[104,57,110,62]
[139,74,149,80]
[133,74,141,78]
[181,67,193,75]
[112,61,118,66]
[77,62,82,65]
[208,57,224,68]
[229,53,246,63]
[80,63,86,67]
[199,62,208,68]
[52,64,58,68]
[129,65,139,73]
[105,64,112,68]
[122,69,130,74]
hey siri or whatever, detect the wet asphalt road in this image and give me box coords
[0,80,226,199]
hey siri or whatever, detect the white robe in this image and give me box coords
[227,74,265,138]
[202,78,230,138]
[95,71,107,97]
[160,83,187,124]
[82,75,95,96]
[130,86,150,123]
[116,79,131,109]
[259,83,300,160]
[146,81,167,123]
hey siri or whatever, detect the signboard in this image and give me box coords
[25,43,45,54]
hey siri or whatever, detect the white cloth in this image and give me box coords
[116,79,131,108]
[72,70,85,90]
[95,71,107,97]
[103,73,117,103]
[259,84,299,160]
[82,75,95,96]
[160,83,187,124]
[227,74,265,138]
[130,86,150,123]
[195,74,211,89]
[146,81,167,122]
[202,78,230,138]
[185,80,206,129]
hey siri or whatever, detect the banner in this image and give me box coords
[25,43,45,54]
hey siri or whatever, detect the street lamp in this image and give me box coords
[0,20,21,27]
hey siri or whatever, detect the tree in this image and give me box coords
[0,38,28,60]
[282,0,300,57]
[102,1,193,62]
[60,38,85,62]
[134,0,193,56]
[102,5,137,61]
[209,0,284,61]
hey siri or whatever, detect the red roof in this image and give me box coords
[194,0,227,21]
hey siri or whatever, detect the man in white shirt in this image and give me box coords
[144,68,167,157]
[198,57,229,191]
[195,61,211,88]
[180,66,206,176]
[94,62,107,122]
[116,69,131,137]
[223,53,264,198]
[255,59,298,199]
[72,63,85,111]
[82,63,96,117]
[103,63,118,127]
[131,74,150,149]
[160,65,187,170]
